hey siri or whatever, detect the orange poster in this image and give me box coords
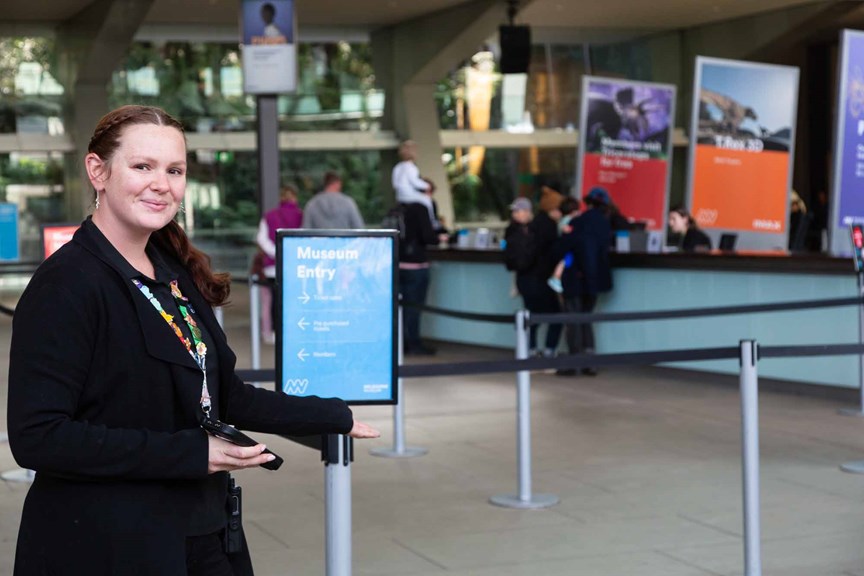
[691,145,789,232]
[688,58,799,245]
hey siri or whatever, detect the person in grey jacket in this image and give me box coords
[301,171,365,229]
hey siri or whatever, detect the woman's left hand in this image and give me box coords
[348,420,380,439]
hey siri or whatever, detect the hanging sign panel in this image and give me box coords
[276,231,397,406]
[829,30,864,255]
[577,76,676,232]
[687,57,799,250]
[240,0,297,94]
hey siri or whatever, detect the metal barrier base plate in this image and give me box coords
[1,468,34,483]
[369,446,428,458]
[839,460,864,474]
[837,408,864,417]
[489,493,559,509]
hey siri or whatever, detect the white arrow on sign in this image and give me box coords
[297,348,309,362]
[298,291,310,304]
[297,317,310,330]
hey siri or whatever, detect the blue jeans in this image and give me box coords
[399,267,430,350]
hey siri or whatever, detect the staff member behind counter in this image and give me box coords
[668,206,712,252]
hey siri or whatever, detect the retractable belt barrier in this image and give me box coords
[237,341,864,383]
[529,295,864,325]
[0,304,13,317]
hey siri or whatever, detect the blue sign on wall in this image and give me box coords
[0,203,19,261]
[276,231,397,405]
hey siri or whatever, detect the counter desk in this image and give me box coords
[423,248,860,389]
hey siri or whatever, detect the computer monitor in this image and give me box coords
[719,233,737,251]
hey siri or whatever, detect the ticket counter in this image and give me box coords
[423,248,859,389]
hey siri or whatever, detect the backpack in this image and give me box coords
[382,204,406,239]
[503,225,536,273]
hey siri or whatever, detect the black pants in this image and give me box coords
[187,532,235,576]
[399,267,431,351]
[562,294,598,354]
[516,275,562,352]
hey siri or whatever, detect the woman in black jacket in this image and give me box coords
[7,105,378,576]
[669,206,712,252]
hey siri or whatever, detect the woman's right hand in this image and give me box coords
[207,435,276,474]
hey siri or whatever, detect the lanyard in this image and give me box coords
[132,278,212,417]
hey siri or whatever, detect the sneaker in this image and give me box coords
[555,368,577,377]
[547,277,563,293]
[263,333,276,345]
[581,367,598,376]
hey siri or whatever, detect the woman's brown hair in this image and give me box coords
[89,105,231,306]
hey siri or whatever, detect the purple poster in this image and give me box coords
[831,30,864,254]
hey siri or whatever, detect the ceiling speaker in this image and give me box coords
[499,25,531,74]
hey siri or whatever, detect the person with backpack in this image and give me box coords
[504,195,563,357]
[391,194,443,355]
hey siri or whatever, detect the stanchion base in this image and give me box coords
[837,408,864,417]
[1,468,34,483]
[369,446,428,458]
[839,460,864,474]
[489,493,559,509]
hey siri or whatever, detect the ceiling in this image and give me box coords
[1,0,836,32]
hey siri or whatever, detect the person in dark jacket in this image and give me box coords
[399,199,443,355]
[553,187,613,375]
[668,206,712,252]
[7,105,379,576]
[512,187,563,357]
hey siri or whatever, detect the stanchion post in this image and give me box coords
[838,275,864,472]
[249,275,262,371]
[323,434,352,576]
[839,272,864,418]
[740,340,762,576]
[489,310,559,509]
[370,305,427,458]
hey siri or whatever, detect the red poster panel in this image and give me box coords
[41,224,78,260]
[577,77,676,232]
[581,154,668,230]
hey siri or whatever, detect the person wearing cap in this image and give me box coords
[553,186,613,375]
[504,187,563,357]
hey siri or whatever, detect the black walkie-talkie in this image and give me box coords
[224,477,243,554]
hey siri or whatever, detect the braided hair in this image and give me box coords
[89,105,231,306]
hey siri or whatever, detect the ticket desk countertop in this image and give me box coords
[422,247,861,389]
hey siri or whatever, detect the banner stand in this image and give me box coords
[370,306,428,458]
[323,434,352,576]
[489,310,559,510]
[740,340,762,576]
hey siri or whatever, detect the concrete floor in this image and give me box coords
[1,284,864,575]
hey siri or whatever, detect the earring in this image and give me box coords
[95,192,100,210]
[178,202,186,214]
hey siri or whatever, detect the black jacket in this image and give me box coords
[554,208,613,297]
[399,202,438,264]
[8,218,353,575]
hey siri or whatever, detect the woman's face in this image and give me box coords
[88,123,187,239]
[668,211,688,234]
